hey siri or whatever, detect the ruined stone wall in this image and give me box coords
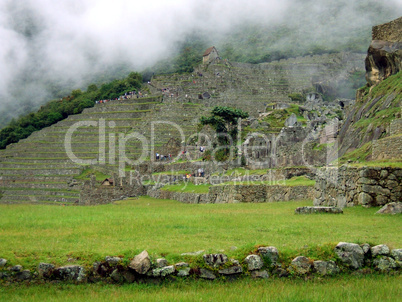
[314,166,402,208]
[372,135,402,160]
[208,185,314,203]
[147,184,313,204]
[372,17,402,42]
[390,119,402,136]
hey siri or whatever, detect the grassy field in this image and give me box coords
[0,196,401,269]
[0,275,400,301]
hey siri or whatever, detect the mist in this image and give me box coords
[0,0,401,128]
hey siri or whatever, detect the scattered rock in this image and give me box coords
[10,265,23,272]
[129,250,151,274]
[334,242,364,269]
[258,246,279,266]
[313,260,340,276]
[121,270,136,283]
[53,265,86,282]
[157,258,168,268]
[175,262,190,277]
[375,202,402,214]
[273,268,289,278]
[38,263,55,278]
[290,256,311,274]
[251,270,269,279]
[295,206,343,214]
[285,113,298,127]
[175,262,189,269]
[244,255,263,271]
[360,243,371,255]
[200,268,216,280]
[110,269,124,283]
[391,249,402,261]
[203,254,228,268]
[177,267,191,277]
[152,265,176,277]
[16,270,31,281]
[373,256,397,272]
[371,244,390,257]
[218,266,243,275]
[105,256,122,266]
[0,259,7,267]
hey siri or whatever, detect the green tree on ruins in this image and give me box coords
[200,106,248,145]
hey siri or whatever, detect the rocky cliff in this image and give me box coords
[365,17,402,86]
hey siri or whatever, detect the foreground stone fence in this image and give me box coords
[314,166,402,208]
[0,242,400,284]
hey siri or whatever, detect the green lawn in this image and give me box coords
[161,182,211,193]
[219,176,315,186]
[0,196,400,269]
[0,275,400,302]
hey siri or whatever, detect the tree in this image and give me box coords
[200,106,248,161]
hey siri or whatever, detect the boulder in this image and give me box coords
[375,202,402,215]
[371,244,390,257]
[290,256,311,275]
[38,263,55,278]
[0,259,7,267]
[110,269,124,283]
[200,268,216,280]
[10,265,23,272]
[244,255,263,271]
[156,258,168,268]
[360,243,371,255]
[105,256,122,266]
[251,270,269,279]
[258,246,279,266]
[285,113,298,127]
[53,265,86,282]
[313,260,340,276]
[373,256,397,272]
[218,266,243,275]
[391,249,402,261]
[16,270,31,281]
[334,242,364,269]
[203,254,228,268]
[129,250,151,274]
[152,265,176,277]
[175,262,190,277]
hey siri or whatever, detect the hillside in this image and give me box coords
[0,51,365,204]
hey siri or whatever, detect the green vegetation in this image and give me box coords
[161,183,211,194]
[0,72,142,150]
[1,275,400,302]
[200,106,249,161]
[262,104,307,128]
[0,196,400,269]
[74,167,110,182]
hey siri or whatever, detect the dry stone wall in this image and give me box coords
[314,166,402,208]
[147,184,313,204]
[0,242,400,284]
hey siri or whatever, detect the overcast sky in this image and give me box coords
[0,0,401,126]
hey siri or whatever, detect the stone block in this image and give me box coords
[334,242,364,269]
[129,250,151,274]
[244,255,264,271]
